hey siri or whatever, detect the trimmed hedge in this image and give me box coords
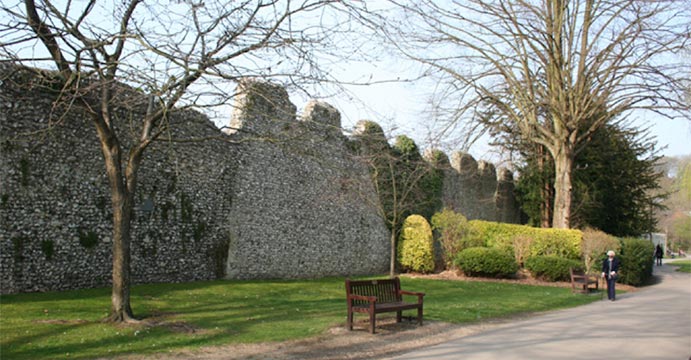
[455,247,518,278]
[435,214,658,287]
[397,215,435,273]
[466,220,582,260]
[525,255,583,282]
[617,237,654,286]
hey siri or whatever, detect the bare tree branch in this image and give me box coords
[2,0,375,322]
[382,0,691,228]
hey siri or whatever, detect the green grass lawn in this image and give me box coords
[669,259,691,273]
[1,276,600,360]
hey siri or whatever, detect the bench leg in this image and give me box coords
[417,307,423,326]
[347,310,353,331]
[396,310,402,323]
[572,282,587,293]
[369,311,376,334]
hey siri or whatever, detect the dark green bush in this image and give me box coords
[78,229,98,249]
[19,157,30,187]
[618,237,654,286]
[525,255,583,282]
[12,236,27,262]
[41,240,55,260]
[455,247,518,278]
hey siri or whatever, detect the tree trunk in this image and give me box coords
[94,114,138,322]
[541,180,552,228]
[108,185,135,322]
[552,145,574,229]
[103,149,137,322]
[538,145,552,228]
[389,229,397,277]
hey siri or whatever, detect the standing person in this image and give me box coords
[655,244,663,266]
[601,250,621,301]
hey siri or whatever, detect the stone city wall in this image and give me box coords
[441,151,521,223]
[0,67,519,294]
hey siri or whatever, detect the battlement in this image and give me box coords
[0,67,519,294]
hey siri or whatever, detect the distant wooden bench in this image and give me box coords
[570,268,599,294]
[345,277,425,334]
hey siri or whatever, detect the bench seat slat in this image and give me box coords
[351,301,421,313]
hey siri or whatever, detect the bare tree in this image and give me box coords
[383,0,691,228]
[350,121,443,276]
[1,0,368,322]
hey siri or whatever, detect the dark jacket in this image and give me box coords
[602,257,621,277]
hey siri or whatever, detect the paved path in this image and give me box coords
[390,261,691,360]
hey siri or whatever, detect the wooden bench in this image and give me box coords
[569,268,599,294]
[345,277,425,334]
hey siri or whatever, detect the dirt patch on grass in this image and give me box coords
[34,318,90,325]
[139,312,213,335]
[112,318,506,360]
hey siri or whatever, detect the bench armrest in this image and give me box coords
[399,290,425,303]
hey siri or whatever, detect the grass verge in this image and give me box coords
[668,259,691,273]
[1,276,601,360]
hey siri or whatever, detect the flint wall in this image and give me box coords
[0,68,519,294]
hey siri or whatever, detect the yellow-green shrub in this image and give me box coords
[466,220,582,261]
[530,228,582,260]
[431,208,475,269]
[397,214,435,273]
[512,235,532,267]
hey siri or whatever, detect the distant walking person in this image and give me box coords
[655,244,664,266]
[601,250,621,301]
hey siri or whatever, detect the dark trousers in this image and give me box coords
[606,277,616,300]
[656,257,662,266]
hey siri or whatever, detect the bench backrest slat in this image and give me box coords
[571,268,585,275]
[346,278,402,305]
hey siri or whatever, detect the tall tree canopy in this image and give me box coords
[515,121,667,237]
[1,0,368,322]
[384,0,691,228]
